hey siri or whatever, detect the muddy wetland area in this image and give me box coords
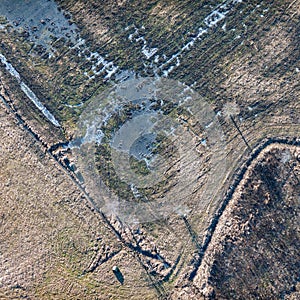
[0,0,299,299]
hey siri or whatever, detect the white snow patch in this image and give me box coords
[204,11,226,27]
[0,52,60,127]
[105,65,119,79]
[127,25,159,59]
[205,121,214,129]
[142,47,158,59]
[156,0,243,76]
[0,53,21,82]
[20,83,60,127]
[201,139,207,146]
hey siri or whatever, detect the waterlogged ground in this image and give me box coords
[0,0,78,53]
